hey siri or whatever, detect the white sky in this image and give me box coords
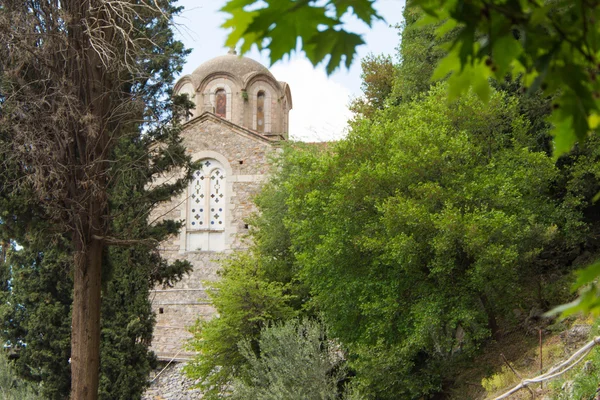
[174,0,406,142]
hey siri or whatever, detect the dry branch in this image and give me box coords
[500,353,535,398]
[91,234,158,247]
[492,336,600,400]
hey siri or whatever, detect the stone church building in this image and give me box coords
[149,50,292,361]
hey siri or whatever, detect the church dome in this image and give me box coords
[191,51,277,87]
[174,50,291,139]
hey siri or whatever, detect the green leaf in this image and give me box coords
[435,18,458,38]
[305,29,364,74]
[589,113,600,129]
[545,295,585,317]
[529,6,549,26]
[551,114,577,158]
[528,53,551,93]
[574,260,600,288]
[222,9,261,50]
[221,0,367,69]
[334,0,381,26]
[492,35,522,78]
[221,0,257,13]
[432,49,460,81]
[546,287,600,318]
[471,61,491,103]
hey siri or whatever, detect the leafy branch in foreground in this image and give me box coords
[221,0,381,74]
[222,0,599,156]
[416,0,600,158]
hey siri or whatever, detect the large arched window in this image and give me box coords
[188,159,226,232]
[256,91,265,133]
[187,159,227,252]
[215,89,227,117]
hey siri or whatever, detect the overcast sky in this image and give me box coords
[174,0,406,142]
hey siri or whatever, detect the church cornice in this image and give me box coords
[182,111,285,144]
[196,71,242,93]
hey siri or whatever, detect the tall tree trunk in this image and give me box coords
[65,0,112,396]
[71,231,103,400]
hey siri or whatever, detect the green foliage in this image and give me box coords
[231,318,347,400]
[417,0,600,158]
[0,351,41,400]
[248,85,586,398]
[0,182,73,399]
[190,82,597,398]
[350,54,397,118]
[185,252,298,399]
[221,0,381,74]
[550,320,600,400]
[222,0,599,157]
[392,4,457,102]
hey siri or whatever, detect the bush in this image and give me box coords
[0,351,41,400]
[231,318,348,400]
[551,320,600,400]
[481,366,519,395]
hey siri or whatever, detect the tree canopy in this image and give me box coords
[188,4,600,397]
[222,0,600,157]
[188,81,600,397]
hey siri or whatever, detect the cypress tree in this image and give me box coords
[0,1,194,398]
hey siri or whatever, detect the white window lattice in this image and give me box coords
[188,159,225,231]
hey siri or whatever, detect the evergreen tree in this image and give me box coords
[0,112,193,400]
[350,54,397,118]
[0,350,41,400]
[0,1,193,398]
[2,238,73,399]
[97,127,193,399]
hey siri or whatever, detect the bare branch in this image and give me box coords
[493,336,600,400]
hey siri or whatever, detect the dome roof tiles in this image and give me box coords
[191,54,277,88]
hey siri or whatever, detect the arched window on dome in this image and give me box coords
[215,89,227,118]
[252,87,271,132]
[256,91,265,133]
[187,159,227,251]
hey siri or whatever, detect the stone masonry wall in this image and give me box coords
[143,362,203,400]
[149,115,278,360]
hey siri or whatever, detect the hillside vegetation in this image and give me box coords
[185,5,600,400]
